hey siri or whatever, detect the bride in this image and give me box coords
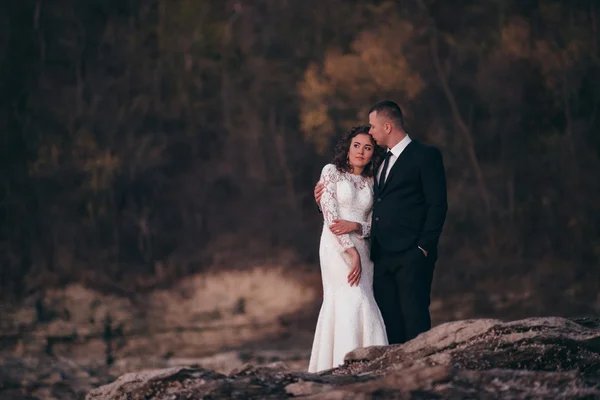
[308,125,388,373]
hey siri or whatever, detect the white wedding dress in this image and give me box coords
[308,164,388,373]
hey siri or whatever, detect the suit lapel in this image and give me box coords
[379,140,416,193]
[375,160,385,193]
[375,168,383,193]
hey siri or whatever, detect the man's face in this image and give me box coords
[368,111,387,148]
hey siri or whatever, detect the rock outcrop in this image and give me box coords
[86,317,600,399]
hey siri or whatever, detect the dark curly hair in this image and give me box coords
[332,125,384,177]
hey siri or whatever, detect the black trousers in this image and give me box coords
[372,241,435,345]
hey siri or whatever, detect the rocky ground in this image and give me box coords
[1,262,599,399]
[0,266,317,399]
[82,317,600,399]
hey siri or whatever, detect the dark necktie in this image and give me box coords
[379,151,392,188]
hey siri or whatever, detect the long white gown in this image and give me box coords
[308,164,388,373]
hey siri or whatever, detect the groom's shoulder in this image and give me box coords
[411,141,443,162]
[412,140,441,154]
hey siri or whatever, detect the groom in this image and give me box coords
[315,100,447,344]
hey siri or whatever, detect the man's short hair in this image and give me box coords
[368,100,404,128]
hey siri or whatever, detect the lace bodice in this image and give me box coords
[319,164,373,250]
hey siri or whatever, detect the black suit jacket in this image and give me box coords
[370,140,447,264]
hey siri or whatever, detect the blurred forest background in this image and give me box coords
[1,0,600,313]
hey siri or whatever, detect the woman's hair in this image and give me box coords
[332,125,384,177]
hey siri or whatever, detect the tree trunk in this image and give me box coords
[269,108,299,211]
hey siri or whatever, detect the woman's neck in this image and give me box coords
[350,166,364,175]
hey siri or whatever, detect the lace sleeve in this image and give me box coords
[359,209,372,238]
[320,164,355,250]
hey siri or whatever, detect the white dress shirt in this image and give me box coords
[377,135,412,183]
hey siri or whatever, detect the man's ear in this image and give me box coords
[384,122,392,133]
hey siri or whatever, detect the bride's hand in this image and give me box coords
[346,247,361,286]
[330,219,360,235]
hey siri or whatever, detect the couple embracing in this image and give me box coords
[308,100,448,372]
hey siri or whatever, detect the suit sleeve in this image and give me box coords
[417,147,448,253]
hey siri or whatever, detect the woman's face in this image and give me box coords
[347,133,375,169]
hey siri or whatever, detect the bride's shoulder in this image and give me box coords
[320,163,342,181]
[321,163,339,175]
